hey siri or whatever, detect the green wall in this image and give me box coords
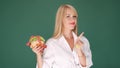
[0,0,120,68]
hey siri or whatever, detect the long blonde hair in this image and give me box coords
[53,4,78,38]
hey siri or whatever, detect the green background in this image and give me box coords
[0,0,120,68]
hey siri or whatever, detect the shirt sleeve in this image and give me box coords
[81,36,93,68]
[36,39,55,68]
[74,36,93,68]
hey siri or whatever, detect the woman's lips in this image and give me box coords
[70,22,75,25]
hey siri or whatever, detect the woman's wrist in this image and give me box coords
[77,49,85,57]
[36,53,41,57]
[78,54,85,58]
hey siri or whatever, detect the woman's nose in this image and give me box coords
[69,17,75,21]
[67,17,72,20]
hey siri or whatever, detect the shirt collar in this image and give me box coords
[58,32,78,48]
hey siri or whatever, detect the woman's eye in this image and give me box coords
[66,15,70,18]
[66,15,77,19]
[73,16,77,18]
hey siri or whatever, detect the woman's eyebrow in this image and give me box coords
[66,14,71,15]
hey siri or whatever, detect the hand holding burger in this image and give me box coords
[26,35,47,55]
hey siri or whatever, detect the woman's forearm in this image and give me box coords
[78,50,86,67]
[36,55,43,68]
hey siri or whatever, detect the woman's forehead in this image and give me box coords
[65,8,76,15]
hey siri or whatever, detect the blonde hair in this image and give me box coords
[53,4,78,38]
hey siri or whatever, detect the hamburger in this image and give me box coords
[26,35,47,48]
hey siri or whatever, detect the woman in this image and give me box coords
[32,4,93,68]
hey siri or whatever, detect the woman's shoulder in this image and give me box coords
[45,37,57,45]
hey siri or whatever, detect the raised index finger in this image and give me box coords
[78,32,84,39]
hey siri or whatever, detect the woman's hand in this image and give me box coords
[75,32,86,67]
[75,32,84,49]
[75,32,84,56]
[28,39,47,56]
[32,45,45,56]
[26,35,46,56]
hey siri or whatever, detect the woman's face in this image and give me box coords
[63,8,77,31]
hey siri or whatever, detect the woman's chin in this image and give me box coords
[70,28,75,30]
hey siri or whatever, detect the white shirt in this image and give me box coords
[36,32,93,68]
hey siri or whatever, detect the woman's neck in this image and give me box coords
[63,30,73,39]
